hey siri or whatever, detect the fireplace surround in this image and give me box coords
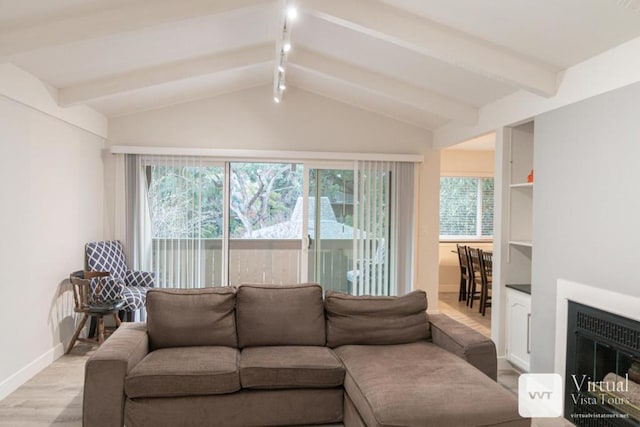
[565,301,640,425]
[555,280,640,426]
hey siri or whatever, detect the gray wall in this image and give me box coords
[531,81,640,372]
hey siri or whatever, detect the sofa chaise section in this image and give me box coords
[325,290,529,427]
[336,342,527,427]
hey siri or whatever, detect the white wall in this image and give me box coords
[108,85,430,152]
[0,68,106,399]
[106,84,442,307]
[440,150,495,178]
[531,81,640,373]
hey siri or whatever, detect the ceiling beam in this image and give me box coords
[289,49,478,124]
[303,0,558,97]
[0,0,274,58]
[59,44,274,106]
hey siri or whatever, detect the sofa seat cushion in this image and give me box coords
[334,342,525,427]
[125,346,240,398]
[240,346,345,389]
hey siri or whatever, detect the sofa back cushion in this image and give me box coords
[236,284,325,347]
[147,288,237,350]
[324,290,430,348]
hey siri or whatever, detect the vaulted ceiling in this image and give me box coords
[2,0,640,130]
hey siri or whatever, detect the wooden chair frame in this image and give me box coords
[66,271,123,354]
[466,247,483,308]
[456,244,470,301]
[479,250,493,316]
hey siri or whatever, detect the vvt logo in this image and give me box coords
[519,374,563,417]
[528,391,553,399]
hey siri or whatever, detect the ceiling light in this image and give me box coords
[287,7,298,20]
[273,1,297,104]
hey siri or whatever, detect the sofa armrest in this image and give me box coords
[83,322,149,427]
[429,314,497,380]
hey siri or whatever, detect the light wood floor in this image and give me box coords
[438,291,492,337]
[0,343,95,427]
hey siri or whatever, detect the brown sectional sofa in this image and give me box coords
[83,284,529,427]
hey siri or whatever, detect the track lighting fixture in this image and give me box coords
[273,1,297,103]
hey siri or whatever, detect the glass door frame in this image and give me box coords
[301,161,356,284]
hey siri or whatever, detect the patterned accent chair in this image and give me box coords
[85,241,155,320]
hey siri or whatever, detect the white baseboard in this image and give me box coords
[0,343,64,401]
[439,283,460,293]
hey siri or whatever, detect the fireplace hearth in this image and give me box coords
[565,301,640,426]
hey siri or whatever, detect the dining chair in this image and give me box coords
[466,247,483,308]
[479,250,493,316]
[456,244,470,301]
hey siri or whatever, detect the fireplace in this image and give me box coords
[565,301,640,426]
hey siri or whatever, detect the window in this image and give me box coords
[129,154,414,295]
[145,158,225,288]
[439,177,494,239]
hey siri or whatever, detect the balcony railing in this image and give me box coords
[150,238,353,292]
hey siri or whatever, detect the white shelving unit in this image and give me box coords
[509,183,533,189]
[495,120,534,372]
[505,121,534,268]
[508,240,533,248]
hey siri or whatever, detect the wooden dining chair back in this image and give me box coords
[466,247,483,308]
[66,271,124,354]
[479,250,493,316]
[456,244,470,301]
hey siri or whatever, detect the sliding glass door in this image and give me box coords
[307,167,356,293]
[138,155,403,294]
[145,157,225,288]
[228,162,304,285]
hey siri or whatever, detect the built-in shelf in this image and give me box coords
[500,122,535,372]
[510,182,533,188]
[509,240,533,248]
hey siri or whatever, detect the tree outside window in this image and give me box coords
[439,177,494,239]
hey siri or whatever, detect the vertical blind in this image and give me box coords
[352,161,414,296]
[126,154,415,295]
[129,155,226,288]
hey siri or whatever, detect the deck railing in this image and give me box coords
[151,238,353,292]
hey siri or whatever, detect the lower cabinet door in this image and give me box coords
[506,288,531,372]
